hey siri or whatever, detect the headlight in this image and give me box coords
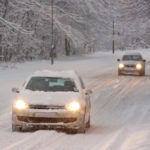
[66,101,81,111]
[14,100,28,110]
[119,63,124,69]
[136,64,142,70]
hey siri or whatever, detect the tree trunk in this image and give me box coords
[65,36,70,56]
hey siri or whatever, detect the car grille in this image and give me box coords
[17,116,77,123]
[125,64,135,68]
[29,105,65,110]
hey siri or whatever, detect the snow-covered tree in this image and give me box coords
[0,0,150,61]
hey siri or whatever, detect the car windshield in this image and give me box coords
[25,77,77,92]
[122,55,142,61]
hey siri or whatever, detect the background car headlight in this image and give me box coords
[136,64,142,70]
[14,100,28,110]
[119,63,125,69]
[66,101,81,111]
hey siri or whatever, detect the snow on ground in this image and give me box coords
[0,49,150,150]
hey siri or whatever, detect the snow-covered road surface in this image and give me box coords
[0,50,150,150]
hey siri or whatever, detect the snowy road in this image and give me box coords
[0,50,150,150]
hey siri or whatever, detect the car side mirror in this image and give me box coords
[117,59,120,61]
[85,89,92,95]
[12,88,20,93]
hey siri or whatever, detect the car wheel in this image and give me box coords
[86,117,90,128]
[67,129,77,134]
[78,123,86,133]
[118,70,122,76]
[12,124,22,132]
[139,70,145,76]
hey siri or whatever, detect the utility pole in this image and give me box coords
[112,20,115,54]
[50,0,54,65]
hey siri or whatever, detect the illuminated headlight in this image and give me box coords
[14,100,28,110]
[136,64,142,70]
[66,101,81,111]
[119,63,125,69]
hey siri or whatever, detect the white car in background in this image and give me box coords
[12,70,92,133]
[117,52,146,76]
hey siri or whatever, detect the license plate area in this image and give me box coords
[124,67,135,71]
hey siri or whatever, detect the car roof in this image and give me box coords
[123,52,142,56]
[31,70,79,79]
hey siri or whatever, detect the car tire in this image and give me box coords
[118,70,122,76]
[86,117,90,128]
[142,70,145,76]
[78,123,86,133]
[67,129,77,134]
[12,124,22,132]
[139,70,145,76]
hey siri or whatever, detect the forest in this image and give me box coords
[0,0,150,61]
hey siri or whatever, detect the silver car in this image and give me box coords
[12,70,91,133]
[117,52,146,76]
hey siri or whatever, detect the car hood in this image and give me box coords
[17,90,83,106]
[121,60,143,65]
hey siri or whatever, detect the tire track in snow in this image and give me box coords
[42,125,123,150]
[92,76,143,126]
[91,75,150,149]
[0,113,65,150]
[91,128,124,150]
[1,131,64,150]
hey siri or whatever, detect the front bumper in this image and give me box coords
[118,67,144,74]
[12,108,85,130]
